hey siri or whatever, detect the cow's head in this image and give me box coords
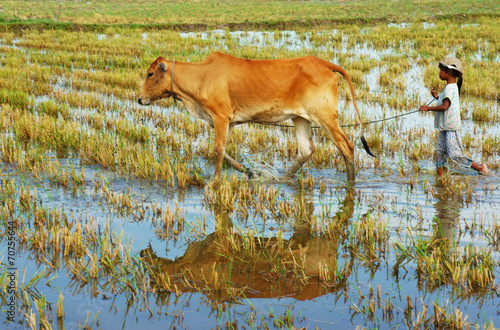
[138,57,171,106]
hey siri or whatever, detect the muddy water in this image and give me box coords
[2,25,500,329]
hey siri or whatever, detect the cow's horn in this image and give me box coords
[159,62,167,73]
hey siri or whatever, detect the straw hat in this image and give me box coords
[439,57,463,75]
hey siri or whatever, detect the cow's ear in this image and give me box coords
[158,62,167,73]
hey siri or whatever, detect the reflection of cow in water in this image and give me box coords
[141,192,355,301]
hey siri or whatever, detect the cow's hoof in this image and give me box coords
[245,168,254,179]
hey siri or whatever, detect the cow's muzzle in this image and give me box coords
[137,97,151,106]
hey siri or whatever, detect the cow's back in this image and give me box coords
[203,52,338,112]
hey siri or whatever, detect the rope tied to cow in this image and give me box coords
[256,97,435,129]
[258,109,421,129]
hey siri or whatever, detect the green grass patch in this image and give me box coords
[0,0,499,31]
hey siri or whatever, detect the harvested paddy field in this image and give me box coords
[1,10,500,330]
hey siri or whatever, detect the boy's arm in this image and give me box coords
[420,98,450,112]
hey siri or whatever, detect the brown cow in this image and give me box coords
[138,52,373,182]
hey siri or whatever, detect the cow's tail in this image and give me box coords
[329,63,375,157]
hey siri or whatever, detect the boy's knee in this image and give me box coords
[435,150,446,158]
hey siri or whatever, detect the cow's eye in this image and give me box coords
[147,72,154,77]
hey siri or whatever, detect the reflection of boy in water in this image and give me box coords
[419,57,488,176]
[432,186,461,244]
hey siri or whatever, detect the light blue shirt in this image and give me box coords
[434,83,461,131]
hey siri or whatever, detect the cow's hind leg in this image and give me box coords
[212,117,230,182]
[284,117,315,178]
[317,116,355,182]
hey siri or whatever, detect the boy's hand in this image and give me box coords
[431,88,438,99]
[420,105,429,112]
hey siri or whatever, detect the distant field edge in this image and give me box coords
[1,13,499,32]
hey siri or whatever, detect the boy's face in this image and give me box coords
[438,65,452,80]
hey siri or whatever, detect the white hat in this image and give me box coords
[439,57,463,75]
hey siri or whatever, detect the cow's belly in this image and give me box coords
[232,108,300,124]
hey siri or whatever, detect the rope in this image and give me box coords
[256,109,420,129]
[341,110,420,128]
[256,98,435,129]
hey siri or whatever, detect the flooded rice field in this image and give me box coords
[1,19,500,329]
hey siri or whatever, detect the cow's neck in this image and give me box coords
[170,61,213,124]
[170,61,205,103]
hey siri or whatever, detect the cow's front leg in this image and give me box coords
[222,126,254,178]
[224,153,254,178]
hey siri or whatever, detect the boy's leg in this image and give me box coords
[435,131,447,175]
[471,162,488,174]
[446,131,487,173]
[437,167,445,176]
